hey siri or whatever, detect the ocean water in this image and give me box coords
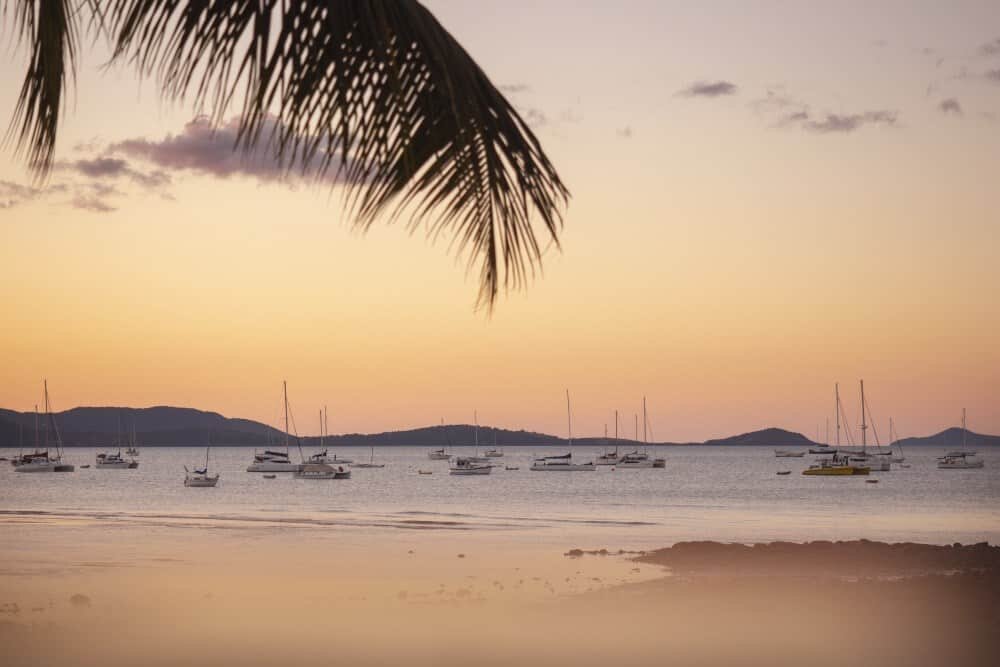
[2,444,998,548]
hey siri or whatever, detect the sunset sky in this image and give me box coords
[1,1,998,441]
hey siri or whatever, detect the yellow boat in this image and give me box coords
[802,464,870,476]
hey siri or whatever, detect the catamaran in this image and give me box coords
[938,409,984,469]
[14,382,74,473]
[184,440,219,487]
[531,391,596,471]
[247,381,303,473]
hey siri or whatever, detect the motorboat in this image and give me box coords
[294,463,351,479]
[484,449,504,458]
[427,448,451,460]
[95,450,139,469]
[449,457,492,475]
[774,449,806,458]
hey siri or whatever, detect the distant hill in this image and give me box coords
[896,427,1000,449]
[704,427,815,447]
[0,406,994,448]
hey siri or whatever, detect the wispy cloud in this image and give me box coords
[71,195,117,213]
[109,116,343,185]
[938,98,963,115]
[799,111,897,133]
[63,157,171,188]
[677,80,738,98]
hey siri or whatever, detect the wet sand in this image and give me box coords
[1,518,997,666]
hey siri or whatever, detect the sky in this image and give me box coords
[1,1,998,442]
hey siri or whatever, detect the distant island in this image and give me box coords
[0,406,996,448]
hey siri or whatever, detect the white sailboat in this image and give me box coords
[595,424,620,465]
[616,410,655,469]
[428,418,452,460]
[184,439,219,487]
[531,390,596,471]
[938,409,984,469]
[352,446,385,469]
[96,414,138,469]
[464,411,490,463]
[15,381,74,473]
[483,430,504,458]
[306,406,353,465]
[247,381,303,473]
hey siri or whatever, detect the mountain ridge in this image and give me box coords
[0,406,995,448]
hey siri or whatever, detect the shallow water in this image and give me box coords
[2,444,998,546]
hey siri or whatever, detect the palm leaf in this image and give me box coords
[6,0,569,309]
[4,0,82,177]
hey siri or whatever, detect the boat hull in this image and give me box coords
[802,466,869,476]
[449,466,492,475]
[184,476,219,487]
[246,462,302,472]
[530,463,597,471]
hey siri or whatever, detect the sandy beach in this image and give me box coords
[2,514,997,666]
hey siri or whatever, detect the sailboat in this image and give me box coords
[125,420,140,457]
[483,430,504,458]
[352,446,385,469]
[428,418,451,460]
[938,409,984,469]
[11,404,48,467]
[96,414,139,469]
[247,381,303,472]
[888,418,905,463]
[306,406,353,465]
[184,437,219,487]
[803,381,870,476]
[15,381,74,473]
[595,424,619,465]
[617,409,656,469]
[842,381,890,471]
[531,390,596,471]
[464,412,490,463]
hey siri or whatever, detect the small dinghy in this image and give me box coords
[866,479,879,483]
[776,470,791,475]
[418,469,433,475]
[263,474,277,479]
[81,464,91,469]
[505,465,519,471]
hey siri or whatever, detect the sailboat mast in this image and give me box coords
[474,410,479,453]
[565,389,572,448]
[962,408,967,450]
[319,410,324,448]
[33,404,38,452]
[860,379,867,449]
[835,383,840,447]
[642,397,648,444]
[283,380,289,451]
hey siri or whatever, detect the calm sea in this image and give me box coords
[2,444,998,548]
